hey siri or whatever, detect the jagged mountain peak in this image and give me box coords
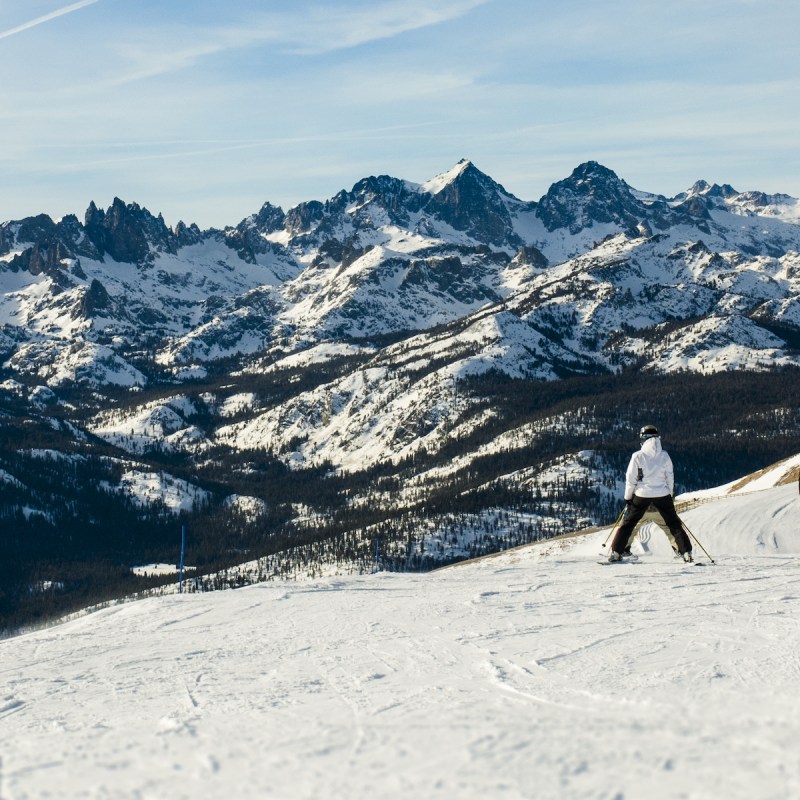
[0,213,60,254]
[342,174,424,226]
[688,179,712,196]
[82,196,176,262]
[3,157,800,397]
[86,196,151,221]
[675,180,740,203]
[565,160,625,185]
[421,159,515,200]
[536,160,647,235]
[249,201,286,233]
[416,160,525,247]
[351,173,410,196]
[421,158,472,193]
[548,161,636,200]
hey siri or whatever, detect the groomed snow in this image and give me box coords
[1,483,799,799]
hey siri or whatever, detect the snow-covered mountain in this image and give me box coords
[4,160,798,465]
[3,160,800,632]
[2,159,799,391]
[2,458,798,800]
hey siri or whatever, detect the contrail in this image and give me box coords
[0,0,100,41]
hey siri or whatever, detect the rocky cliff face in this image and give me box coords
[421,159,527,246]
[83,198,178,263]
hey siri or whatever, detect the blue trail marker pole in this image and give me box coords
[179,525,186,594]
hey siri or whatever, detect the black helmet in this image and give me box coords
[639,424,659,441]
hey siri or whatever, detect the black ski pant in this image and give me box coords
[611,495,691,555]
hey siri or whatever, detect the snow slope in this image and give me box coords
[1,479,799,799]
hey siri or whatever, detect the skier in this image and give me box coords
[609,425,693,563]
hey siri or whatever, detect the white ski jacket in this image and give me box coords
[624,436,674,500]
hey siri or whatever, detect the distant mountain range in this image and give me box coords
[2,159,800,629]
[3,159,799,391]
[2,159,799,464]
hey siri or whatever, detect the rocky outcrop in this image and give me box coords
[422,160,523,247]
[74,278,112,319]
[536,161,657,235]
[84,198,178,263]
[225,202,286,263]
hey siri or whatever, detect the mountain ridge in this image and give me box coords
[3,159,799,370]
[3,159,800,468]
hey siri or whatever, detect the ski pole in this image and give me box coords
[681,521,716,564]
[601,507,627,549]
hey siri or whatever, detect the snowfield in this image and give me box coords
[1,483,799,799]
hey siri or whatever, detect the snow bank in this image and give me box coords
[561,482,800,560]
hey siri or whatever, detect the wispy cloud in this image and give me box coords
[43,121,448,171]
[0,0,100,41]
[284,0,491,56]
[113,0,490,82]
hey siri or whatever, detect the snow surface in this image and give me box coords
[420,159,471,195]
[2,483,799,799]
[131,563,182,577]
[100,470,210,513]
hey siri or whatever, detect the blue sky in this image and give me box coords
[1,0,798,228]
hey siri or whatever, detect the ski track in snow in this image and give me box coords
[2,491,800,799]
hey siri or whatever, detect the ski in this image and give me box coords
[597,557,706,566]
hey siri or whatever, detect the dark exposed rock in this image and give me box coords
[84,198,178,263]
[70,259,87,280]
[402,254,501,305]
[0,222,12,256]
[674,196,713,221]
[74,278,111,319]
[347,175,425,228]
[15,214,60,247]
[514,245,549,270]
[536,161,651,235]
[706,183,738,201]
[130,304,169,327]
[252,202,285,232]
[225,203,287,263]
[422,160,522,247]
[11,241,72,277]
[285,201,325,235]
[174,220,205,247]
[311,238,375,269]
